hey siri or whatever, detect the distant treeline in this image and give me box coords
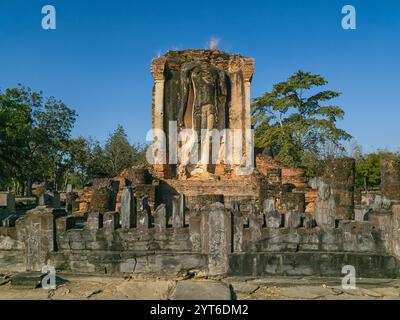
[0,86,147,195]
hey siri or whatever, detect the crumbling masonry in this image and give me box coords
[1,50,400,278]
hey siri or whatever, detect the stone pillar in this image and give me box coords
[16,207,66,271]
[237,58,255,176]
[249,213,263,241]
[200,202,232,275]
[263,198,280,229]
[151,56,168,178]
[154,204,167,232]
[154,80,165,130]
[243,59,254,153]
[189,209,202,252]
[103,211,118,241]
[172,194,185,228]
[137,196,151,231]
[381,155,400,201]
[315,180,337,230]
[320,158,355,220]
[85,211,103,231]
[120,186,136,229]
[232,212,244,252]
[227,69,244,173]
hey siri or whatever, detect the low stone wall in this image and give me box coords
[49,251,206,275]
[3,197,397,278]
[229,252,400,278]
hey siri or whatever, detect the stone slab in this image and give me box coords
[172,280,231,300]
[279,286,338,299]
[10,272,44,289]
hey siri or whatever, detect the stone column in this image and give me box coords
[232,211,244,252]
[154,80,165,130]
[85,211,103,232]
[243,58,254,138]
[172,194,185,228]
[381,155,400,201]
[200,202,232,276]
[103,211,118,241]
[137,196,151,232]
[315,180,336,230]
[154,204,167,233]
[16,207,66,271]
[227,59,244,171]
[319,158,355,220]
[151,56,168,178]
[189,209,202,252]
[120,186,136,229]
[264,198,280,229]
[241,58,255,175]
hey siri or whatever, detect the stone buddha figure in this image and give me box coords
[150,49,254,180]
[177,61,229,179]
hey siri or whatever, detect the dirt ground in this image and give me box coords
[0,274,400,300]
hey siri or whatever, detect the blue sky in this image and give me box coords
[0,0,399,152]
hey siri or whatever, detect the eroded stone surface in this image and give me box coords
[172,280,231,300]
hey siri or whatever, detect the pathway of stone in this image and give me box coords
[0,274,399,300]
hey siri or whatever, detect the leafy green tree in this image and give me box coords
[355,151,400,191]
[104,125,138,177]
[0,86,76,194]
[67,137,109,187]
[0,87,33,188]
[252,71,352,175]
[88,142,110,178]
[355,153,381,191]
[66,129,148,188]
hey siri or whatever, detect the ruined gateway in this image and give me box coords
[1,49,400,278]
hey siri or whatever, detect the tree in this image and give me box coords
[0,86,76,194]
[66,128,149,188]
[0,88,32,189]
[67,137,109,187]
[354,151,400,191]
[252,71,352,175]
[355,153,381,191]
[104,125,136,177]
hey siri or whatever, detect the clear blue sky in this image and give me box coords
[1,0,399,152]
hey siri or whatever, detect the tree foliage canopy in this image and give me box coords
[1,86,148,193]
[252,71,352,175]
[0,86,76,192]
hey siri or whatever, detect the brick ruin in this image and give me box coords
[1,49,400,278]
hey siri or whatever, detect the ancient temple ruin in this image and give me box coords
[1,49,400,278]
